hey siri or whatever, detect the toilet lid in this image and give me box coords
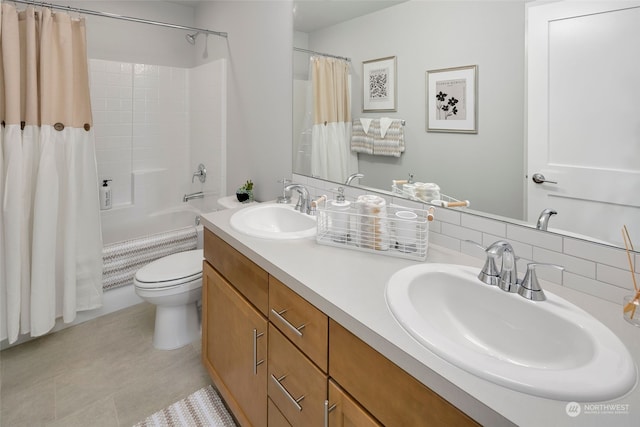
[135,249,204,287]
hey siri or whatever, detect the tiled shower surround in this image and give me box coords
[294,174,639,306]
[89,59,190,208]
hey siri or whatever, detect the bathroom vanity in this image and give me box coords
[200,207,640,427]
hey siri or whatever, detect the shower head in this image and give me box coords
[185,32,200,45]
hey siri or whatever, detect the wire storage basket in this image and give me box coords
[316,199,431,261]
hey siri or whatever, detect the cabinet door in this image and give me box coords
[268,324,327,427]
[202,261,268,427]
[327,380,381,427]
[329,320,479,427]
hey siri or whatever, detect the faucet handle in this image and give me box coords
[466,240,502,286]
[518,263,564,301]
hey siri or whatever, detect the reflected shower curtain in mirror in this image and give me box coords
[0,4,103,344]
[305,56,357,183]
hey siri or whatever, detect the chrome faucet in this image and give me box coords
[183,191,204,202]
[284,183,311,214]
[536,208,557,231]
[518,263,564,301]
[192,164,207,183]
[475,240,518,291]
[345,173,364,185]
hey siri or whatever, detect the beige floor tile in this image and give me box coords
[0,378,56,426]
[114,351,212,426]
[45,395,119,427]
[1,302,211,427]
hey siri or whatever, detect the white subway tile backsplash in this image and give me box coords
[564,272,630,304]
[435,207,461,226]
[300,158,633,307]
[429,232,461,252]
[461,214,507,237]
[564,237,630,271]
[507,224,563,252]
[533,247,596,279]
[597,264,637,291]
[441,223,482,243]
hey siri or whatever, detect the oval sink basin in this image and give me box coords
[230,203,317,239]
[386,263,636,401]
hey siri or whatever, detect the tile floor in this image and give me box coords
[0,303,213,426]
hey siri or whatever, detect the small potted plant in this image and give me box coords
[236,180,254,203]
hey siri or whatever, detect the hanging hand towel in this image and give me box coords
[360,118,373,134]
[379,117,393,138]
[351,119,374,154]
[373,119,405,157]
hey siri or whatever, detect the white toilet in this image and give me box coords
[134,249,204,350]
[134,196,256,350]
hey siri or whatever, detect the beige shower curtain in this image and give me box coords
[0,3,103,344]
[310,56,357,182]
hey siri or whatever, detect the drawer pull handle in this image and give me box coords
[324,400,337,427]
[271,308,306,337]
[271,374,305,411]
[252,329,265,375]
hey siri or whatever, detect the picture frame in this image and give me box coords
[426,65,477,133]
[362,56,397,112]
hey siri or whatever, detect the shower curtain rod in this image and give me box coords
[11,0,228,38]
[294,47,350,62]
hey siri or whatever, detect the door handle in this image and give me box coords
[271,374,305,411]
[252,329,265,375]
[531,173,557,185]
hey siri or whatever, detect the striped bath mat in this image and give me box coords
[133,386,236,427]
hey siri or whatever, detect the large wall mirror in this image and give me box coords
[292,0,640,252]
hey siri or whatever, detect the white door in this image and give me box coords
[527,0,640,247]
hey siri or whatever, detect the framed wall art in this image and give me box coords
[426,65,477,133]
[362,56,397,112]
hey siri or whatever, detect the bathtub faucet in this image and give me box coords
[183,191,204,202]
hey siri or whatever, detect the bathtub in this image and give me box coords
[101,205,203,245]
[1,205,207,348]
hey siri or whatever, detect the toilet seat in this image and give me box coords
[134,249,203,290]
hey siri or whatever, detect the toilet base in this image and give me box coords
[153,301,200,350]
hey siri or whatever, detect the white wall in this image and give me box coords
[301,0,526,219]
[194,1,293,201]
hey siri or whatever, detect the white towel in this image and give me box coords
[360,118,373,134]
[379,117,393,138]
[372,119,405,157]
[356,195,390,251]
[351,120,374,154]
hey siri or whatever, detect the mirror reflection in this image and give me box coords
[293,0,640,251]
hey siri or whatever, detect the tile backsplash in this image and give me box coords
[294,174,638,305]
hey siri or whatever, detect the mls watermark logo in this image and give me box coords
[565,402,581,417]
[565,401,630,417]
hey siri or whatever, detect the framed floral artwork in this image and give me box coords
[426,65,477,133]
[362,56,397,112]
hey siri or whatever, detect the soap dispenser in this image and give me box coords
[330,187,351,243]
[100,179,113,210]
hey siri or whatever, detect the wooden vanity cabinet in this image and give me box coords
[329,320,479,427]
[202,228,269,427]
[202,228,479,427]
[327,380,381,427]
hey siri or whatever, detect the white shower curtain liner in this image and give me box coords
[1,3,103,344]
[307,56,357,183]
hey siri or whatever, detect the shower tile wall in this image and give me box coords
[89,59,189,208]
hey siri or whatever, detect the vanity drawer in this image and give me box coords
[329,320,479,427]
[268,397,292,427]
[268,324,328,427]
[269,276,329,372]
[204,228,269,315]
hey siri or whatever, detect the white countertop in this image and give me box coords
[201,206,640,427]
